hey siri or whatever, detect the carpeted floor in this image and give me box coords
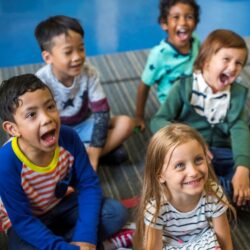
[0,39,250,248]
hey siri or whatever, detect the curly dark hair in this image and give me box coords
[0,74,53,122]
[158,0,200,24]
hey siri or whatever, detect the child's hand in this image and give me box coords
[71,242,96,250]
[232,166,250,206]
[134,117,146,132]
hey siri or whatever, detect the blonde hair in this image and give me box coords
[194,29,248,72]
[133,123,235,249]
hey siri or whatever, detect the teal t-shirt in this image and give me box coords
[141,33,200,104]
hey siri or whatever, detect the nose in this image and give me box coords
[187,163,198,177]
[228,61,237,74]
[41,110,52,125]
[72,50,83,62]
[179,15,186,25]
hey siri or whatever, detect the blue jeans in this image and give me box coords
[7,193,128,250]
[210,147,234,199]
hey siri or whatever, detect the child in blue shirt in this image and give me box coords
[0,74,128,250]
[135,0,200,131]
[35,15,134,171]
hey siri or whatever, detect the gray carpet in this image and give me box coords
[1,42,250,249]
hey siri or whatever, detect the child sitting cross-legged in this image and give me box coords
[0,74,131,250]
[35,15,134,171]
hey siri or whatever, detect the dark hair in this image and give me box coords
[0,74,53,122]
[35,15,84,52]
[194,29,248,71]
[158,0,200,24]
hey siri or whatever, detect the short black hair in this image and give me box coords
[158,0,200,24]
[35,15,84,52]
[0,74,53,122]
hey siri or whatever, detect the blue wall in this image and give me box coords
[0,0,249,67]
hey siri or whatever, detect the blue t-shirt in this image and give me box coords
[0,125,102,249]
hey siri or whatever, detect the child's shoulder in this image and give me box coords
[191,32,201,47]
[0,138,21,176]
[231,80,248,92]
[230,81,248,103]
[149,40,173,56]
[36,63,50,78]
[58,125,86,152]
[206,180,227,203]
[59,125,79,144]
[81,62,99,78]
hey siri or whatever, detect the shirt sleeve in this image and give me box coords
[87,65,109,112]
[150,79,184,133]
[90,111,110,147]
[141,46,162,87]
[229,86,250,168]
[144,199,165,230]
[206,182,228,218]
[60,126,103,244]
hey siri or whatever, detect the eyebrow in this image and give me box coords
[23,98,55,111]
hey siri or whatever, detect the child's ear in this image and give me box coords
[42,50,52,64]
[2,121,21,137]
[160,20,168,32]
[158,173,166,184]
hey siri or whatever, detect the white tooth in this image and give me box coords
[179,28,186,32]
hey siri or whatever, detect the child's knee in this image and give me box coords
[120,116,135,134]
[112,116,134,135]
[101,198,128,237]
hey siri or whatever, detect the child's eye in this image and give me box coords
[64,51,72,56]
[186,14,194,20]
[169,14,179,20]
[175,162,185,169]
[47,102,56,110]
[26,112,36,119]
[194,156,204,165]
[79,47,85,52]
[236,61,243,67]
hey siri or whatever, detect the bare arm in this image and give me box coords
[86,146,102,171]
[212,213,233,250]
[135,81,150,131]
[144,225,163,250]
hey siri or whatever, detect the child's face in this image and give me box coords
[161,3,196,53]
[159,139,208,201]
[203,48,246,93]
[6,88,60,162]
[43,30,85,86]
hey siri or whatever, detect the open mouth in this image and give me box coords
[176,28,189,41]
[41,129,57,146]
[70,63,82,69]
[219,73,230,85]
